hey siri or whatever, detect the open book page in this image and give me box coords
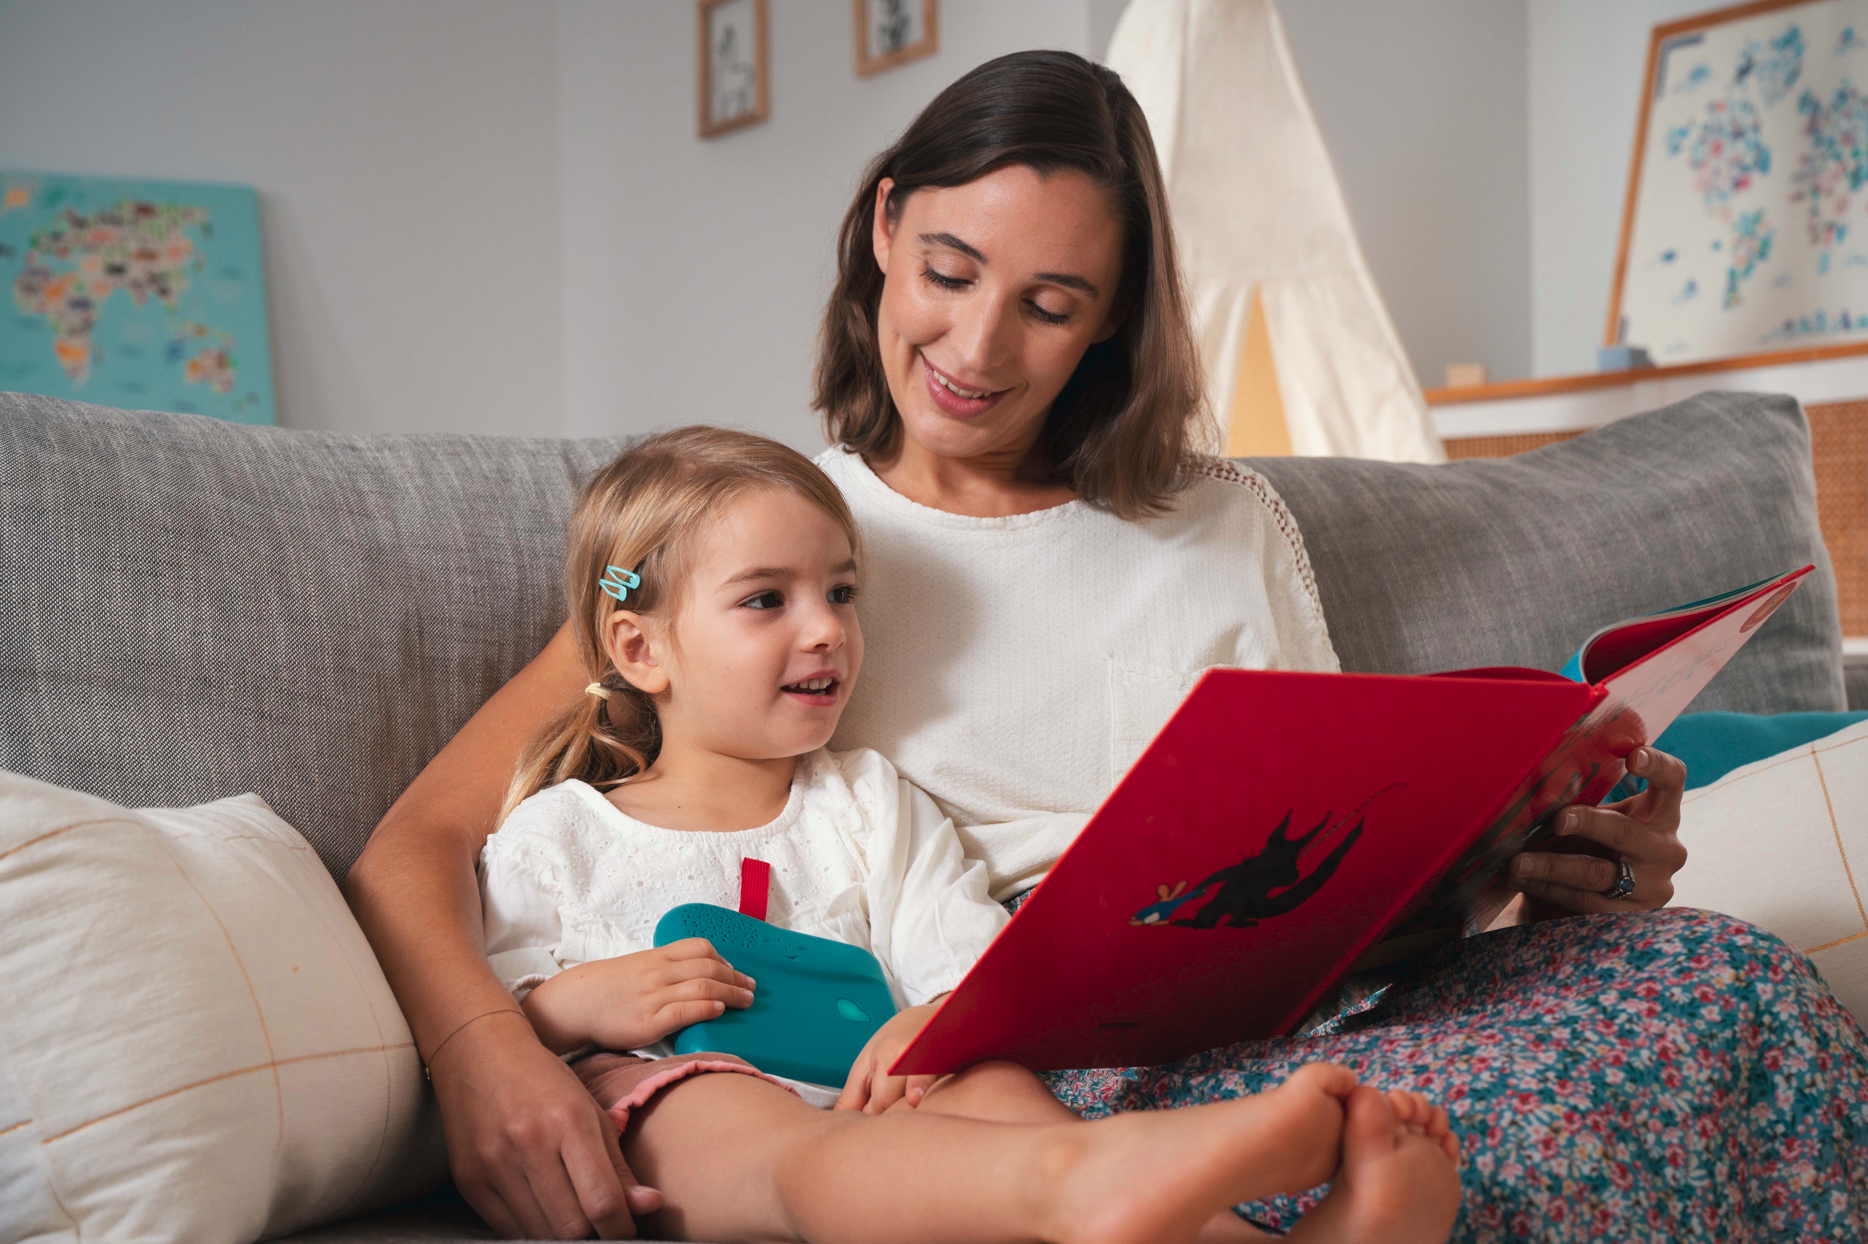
[1561,573,1781,685]
[1403,566,1811,936]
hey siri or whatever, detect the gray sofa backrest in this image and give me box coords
[1,389,1843,883]
[2,392,626,879]
[1253,390,1845,710]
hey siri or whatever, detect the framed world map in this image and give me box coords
[0,172,275,424]
[1611,0,1868,367]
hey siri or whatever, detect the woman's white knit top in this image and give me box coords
[817,448,1339,900]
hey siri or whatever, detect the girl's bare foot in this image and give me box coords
[1383,1088,1460,1165]
[1046,1063,1359,1244]
[1283,1084,1462,1244]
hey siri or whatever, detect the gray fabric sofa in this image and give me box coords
[0,387,1848,1242]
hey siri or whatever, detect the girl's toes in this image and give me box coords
[1440,1129,1464,1165]
[1343,1085,1399,1153]
[1286,1062,1359,1100]
[1386,1088,1427,1126]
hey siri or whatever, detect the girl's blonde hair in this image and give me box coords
[498,426,860,825]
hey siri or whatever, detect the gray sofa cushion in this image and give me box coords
[0,390,626,880]
[276,1187,498,1242]
[0,388,1844,896]
[1250,390,1846,714]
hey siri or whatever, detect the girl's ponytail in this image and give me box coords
[496,677,660,828]
[494,426,858,826]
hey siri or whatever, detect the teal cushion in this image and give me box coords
[1607,710,1868,801]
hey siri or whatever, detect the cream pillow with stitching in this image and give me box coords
[1670,717,1868,1026]
[0,771,444,1244]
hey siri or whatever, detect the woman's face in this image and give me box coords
[871,164,1126,467]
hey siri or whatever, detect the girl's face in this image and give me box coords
[608,487,863,763]
[871,163,1126,468]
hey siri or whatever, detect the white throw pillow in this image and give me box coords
[0,772,444,1244]
[1670,717,1868,1025]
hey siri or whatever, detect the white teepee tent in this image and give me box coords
[1108,0,1445,462]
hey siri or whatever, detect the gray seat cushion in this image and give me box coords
[1250,390,1845,715]
[273,1187,498,1242]
[0,389,1845,893]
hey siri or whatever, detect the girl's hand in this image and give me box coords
[1504,746,1690,917]
[522,938,755,1053]
[836,1000,943,1114]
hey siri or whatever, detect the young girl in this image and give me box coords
[477,426,1462,1244]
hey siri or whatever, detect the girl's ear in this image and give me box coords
[871,177,898,275]
[604,610,670,696]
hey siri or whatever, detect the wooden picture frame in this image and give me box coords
[854,0,938,77]
[698,0,769,139]
[1605,0,1868,370]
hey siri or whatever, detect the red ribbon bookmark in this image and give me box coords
[738,857,771,922]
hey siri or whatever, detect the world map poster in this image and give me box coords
[1617,0,1868,365]
[0,172,275,424]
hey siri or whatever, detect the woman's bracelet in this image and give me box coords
[421,1006,526,1081]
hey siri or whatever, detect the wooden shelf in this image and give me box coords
[1425,341,1868,407]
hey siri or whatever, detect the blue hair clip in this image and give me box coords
[599,565,641,603]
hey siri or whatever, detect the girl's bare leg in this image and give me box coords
[914,1059,1080,1123]
[622,1062,1359,1244]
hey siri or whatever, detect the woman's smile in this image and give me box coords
[921,354,1010,419]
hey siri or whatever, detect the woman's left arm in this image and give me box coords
[1504,746,1690,916]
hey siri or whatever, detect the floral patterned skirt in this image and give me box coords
[1035,907,1868,1242]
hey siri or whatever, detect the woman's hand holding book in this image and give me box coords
[1505,746,1690,917]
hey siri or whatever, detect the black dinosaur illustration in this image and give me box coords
[1170,810,1363,929]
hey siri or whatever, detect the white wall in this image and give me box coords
[0,0,564,436]
[558,0,1092,448]
[1280,0,1533,387]
[1,0,1546,436]
[1528,0,1707,378]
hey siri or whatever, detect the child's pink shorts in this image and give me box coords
[572,1050,800,1132]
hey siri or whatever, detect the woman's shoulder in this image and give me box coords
[801,747,917,831]
[814,444,857,480]
[1174,455,1303,534]
[816,745,901,793]
[1170,455,1321,595]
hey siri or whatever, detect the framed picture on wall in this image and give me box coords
[0,171,276,424]
[854,0,938,77]
[698,0,768,138]
[1609,0,1868,368]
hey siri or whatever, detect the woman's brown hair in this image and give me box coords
[497,426,860,825]
[813,49,1209,519]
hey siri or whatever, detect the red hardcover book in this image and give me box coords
[893,566,1812,1074]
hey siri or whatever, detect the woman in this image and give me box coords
[347,51,1867,1242]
